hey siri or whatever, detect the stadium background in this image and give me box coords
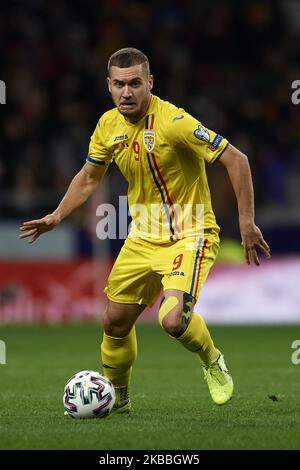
[1,0,300,452]
[1,0,299,324]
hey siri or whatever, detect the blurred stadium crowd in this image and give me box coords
[1,0,300,254]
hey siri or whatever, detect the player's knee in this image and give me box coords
[159,295,184,336]
[102,309,131,337]
[161,310,184,337]
[159,292,194,337]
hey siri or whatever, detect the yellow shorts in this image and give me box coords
[104,232,219,307]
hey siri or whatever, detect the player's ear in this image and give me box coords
[107,77,112,93]
[149,75,154,91]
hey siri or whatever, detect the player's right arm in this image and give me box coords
[19,162,108,243]
[20,115,112,244]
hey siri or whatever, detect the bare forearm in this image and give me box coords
[219,144,270,265]
[53,168,100,222]
[19,163,106,244]
[225,153,255,227]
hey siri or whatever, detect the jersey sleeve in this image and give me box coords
[86,118,112,166]
[169,111,229,163]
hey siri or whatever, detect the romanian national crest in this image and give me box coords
[143,131,156,152]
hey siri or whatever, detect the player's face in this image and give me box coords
[108,64,153,123]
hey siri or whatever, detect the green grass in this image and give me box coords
[0,324,299,450]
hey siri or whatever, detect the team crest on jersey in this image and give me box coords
[194,125,210,142]
[143,131,156,152]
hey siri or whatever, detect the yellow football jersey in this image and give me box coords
[87,95,229,243]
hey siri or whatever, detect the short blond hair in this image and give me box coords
[108,48,150,75]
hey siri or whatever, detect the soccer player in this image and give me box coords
[20,48,271,412]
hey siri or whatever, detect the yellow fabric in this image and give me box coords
[114,386,129,404]
[100,327,137,388]
[158,296,179,327]
[104,233,219,306]
[87,95,229,243]
[176,313,219,366]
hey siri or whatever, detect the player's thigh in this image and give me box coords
[104,237,160,306]
[102,300,146,337]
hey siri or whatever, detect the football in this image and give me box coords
[63,370,115,419]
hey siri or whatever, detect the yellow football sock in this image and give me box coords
[114,385,129,405]
[100,327,137,397]
[176,313,219,366]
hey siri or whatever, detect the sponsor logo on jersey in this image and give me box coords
[143,131,155,152]
[114,134,129,142]
[172,114,185,122]
[170,271,185,276]
[209,134,223,151]
[194,125,210,142]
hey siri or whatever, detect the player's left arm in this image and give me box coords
[218,144,271,266]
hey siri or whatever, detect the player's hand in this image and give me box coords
[240,222,271,266]
[19,213,61,244]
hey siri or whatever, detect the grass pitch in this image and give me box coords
[0,324,299,450]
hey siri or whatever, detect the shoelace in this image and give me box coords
[204,363,228,386]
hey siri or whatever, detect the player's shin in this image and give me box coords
[100,326,137,407]
[176,311,233,405]
[176,313,219,366]
[158,295,218,366]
